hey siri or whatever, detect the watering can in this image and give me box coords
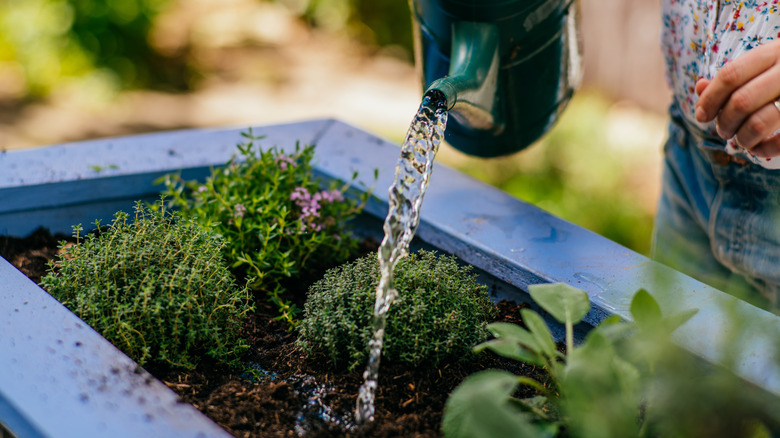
[411,0,582,157]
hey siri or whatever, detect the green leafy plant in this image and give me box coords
[40,200,253,370]
[160,130,373,326]
[442,284,701,438]
[296,250,497,371]
[443,282,780,437]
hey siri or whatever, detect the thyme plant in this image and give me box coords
[40,201,252,370]
[296,250,497,370]
[160,130,373,326]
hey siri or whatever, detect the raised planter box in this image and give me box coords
[1,119,779,437]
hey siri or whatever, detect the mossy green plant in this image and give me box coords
[297,250,497,371]
[40,201,253,370]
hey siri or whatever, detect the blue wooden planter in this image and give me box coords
[1,119,779,437]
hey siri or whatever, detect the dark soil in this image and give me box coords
[0,228,75,284]
[1,228,549,437]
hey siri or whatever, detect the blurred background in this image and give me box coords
[0,0,669,255]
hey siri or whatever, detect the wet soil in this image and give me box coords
[1,228,549,437]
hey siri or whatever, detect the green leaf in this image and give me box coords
[442,370,548,438]
[514,395,548,413]
[663,308,698,333]
[510,395,557,423]
[529,283,590,325]
[520,309,558,360]
[565,329,639,396]
[630,289,662,329]
[589,315,633,342]
[475,338,546,366]
[564,330,614,383]
[487,322,540,351]
[561,330,643,438]
[515,377,551,396]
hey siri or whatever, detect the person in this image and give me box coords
[652,1,780,312]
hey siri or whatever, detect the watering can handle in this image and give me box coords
[426,21,502,132]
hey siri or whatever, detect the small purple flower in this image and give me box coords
[290,187,311,203]
[302,202,321,219]
[234,203,246,219]
[194,185,209,200]
[291,187,320,218]
[290,186,346,232]
[319,189,344,203]
[277,155,297,171]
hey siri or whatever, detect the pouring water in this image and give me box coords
[355,90,448,424]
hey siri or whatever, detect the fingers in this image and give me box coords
[695,40,780,126]
[733,101,780,151]
[695,70,780,157]
[695,78,710,96]
[750,131,780,159]
[713,64,780,139]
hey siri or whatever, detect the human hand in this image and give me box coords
[694,40,780,158]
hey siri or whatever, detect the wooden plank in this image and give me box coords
[0,258,232,438]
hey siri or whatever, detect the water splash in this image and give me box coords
[355,90,448,424]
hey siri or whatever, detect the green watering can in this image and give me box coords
[410,0,582,157]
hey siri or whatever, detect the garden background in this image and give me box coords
[0,0,669,255]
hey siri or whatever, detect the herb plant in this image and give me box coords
[40,201,252,370]
[160,130,373,326]
[296,250,497,371]
[442,284,777,437]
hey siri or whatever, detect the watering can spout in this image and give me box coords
[411,0,582,158]
[425,22,502,133]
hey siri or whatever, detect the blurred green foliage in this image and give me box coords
[66,0,189,89]
[274,0,413,55]
[0,0,412,99]
[352,0,412,53]
[0,0,187,98]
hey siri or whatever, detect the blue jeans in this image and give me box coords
[652,107,780,313]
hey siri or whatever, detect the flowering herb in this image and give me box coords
[160,129,374,327]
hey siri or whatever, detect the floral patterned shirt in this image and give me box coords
[661,0,780,168]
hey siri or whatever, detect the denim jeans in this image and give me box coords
[652,106,780,313]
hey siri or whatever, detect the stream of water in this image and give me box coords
[355,90,448,424]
